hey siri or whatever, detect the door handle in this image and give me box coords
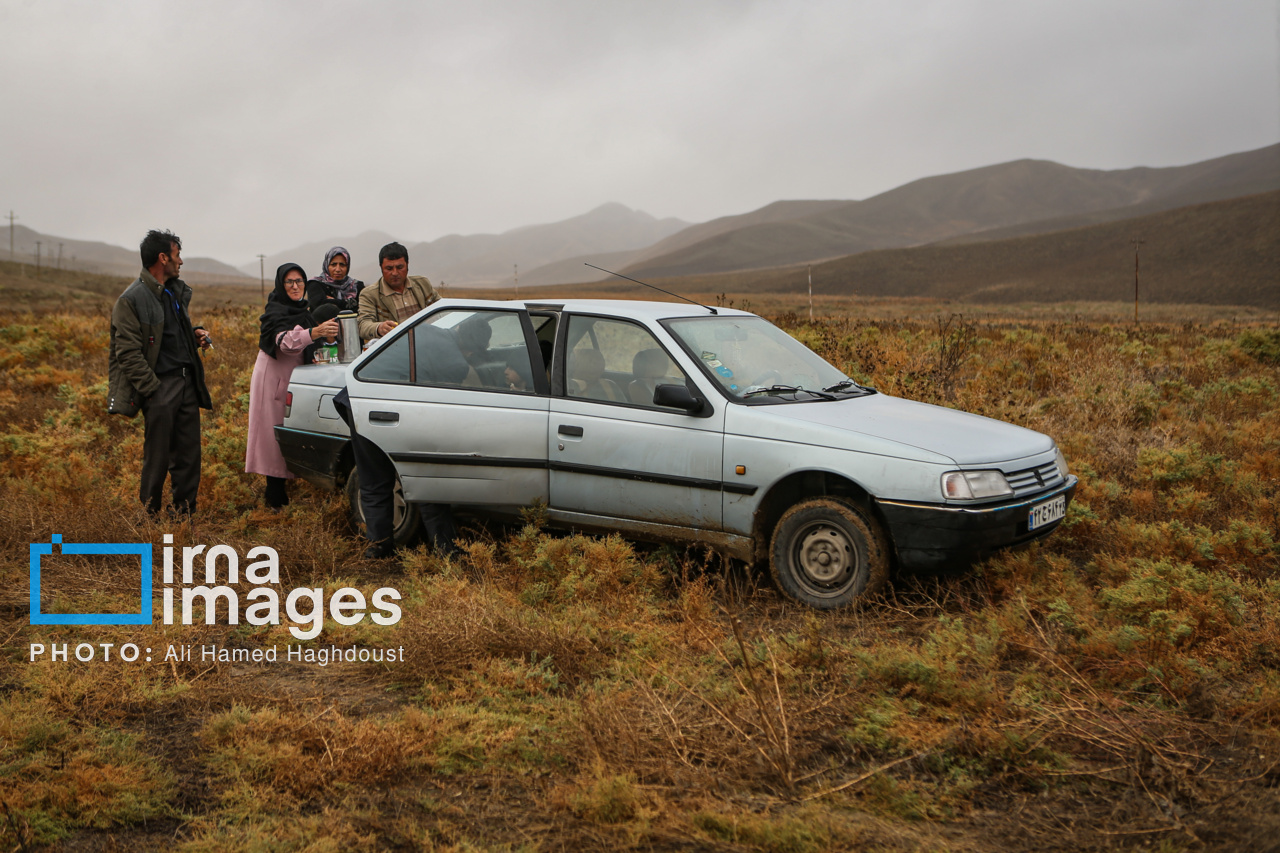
[368,411,399,424]
[558,424,584,437]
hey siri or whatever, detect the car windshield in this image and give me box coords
[665,315,863,402]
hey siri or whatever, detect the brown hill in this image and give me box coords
[413,202,689,287]
[0,225,250,282]
[0,260,265,314]
[519,200,850,287]
[623,144,1280,280]
[590,191,1279,310]
[248,204,689,288]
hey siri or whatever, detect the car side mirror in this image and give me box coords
[653,383,705,413]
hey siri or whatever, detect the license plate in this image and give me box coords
[1028,494,1066,530]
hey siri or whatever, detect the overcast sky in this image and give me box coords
[2,0,1276,265]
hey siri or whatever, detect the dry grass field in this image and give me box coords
[1,263,1278,851]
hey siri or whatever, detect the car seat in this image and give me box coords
[568,349,624,402]
[627,348,670,405]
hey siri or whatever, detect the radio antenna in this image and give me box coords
[584,263,717,314]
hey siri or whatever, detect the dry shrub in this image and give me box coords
[690,808,842,853]
[993,639,1279,843]
[856,613,1005,714]
[0,695,176,845]
[557,773,646,825]
[496,527,667,609]
[198,704,433,808]
[175,810,387,853]
[397,578,605,689]
[576,611,865,796]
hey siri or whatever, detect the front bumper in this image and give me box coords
[876,475,1078,570]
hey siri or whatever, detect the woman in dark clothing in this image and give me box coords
[305,246,364,314]
[246,263,340,508]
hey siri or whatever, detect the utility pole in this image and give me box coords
[1131,238,1145,324]
[35,241,41,280]
[807,264,813,322]
[57,243,63,270]
[514,264,519,300]
[5,210,15,261]
[257,254,266,301]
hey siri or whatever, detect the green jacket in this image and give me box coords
[357,275,440,341]
[108,271,212,417]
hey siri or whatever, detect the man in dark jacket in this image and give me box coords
[108,230,212,516]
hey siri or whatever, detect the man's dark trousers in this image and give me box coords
[349,428,398,544]
[335,387,458,550]
[140,370,201,515]
[334,387,397,544]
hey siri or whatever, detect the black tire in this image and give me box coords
[344,465,420,547]
[769,497,889,609]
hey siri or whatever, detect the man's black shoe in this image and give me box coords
[364,540,398,559]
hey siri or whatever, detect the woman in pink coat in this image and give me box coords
[246,262,340,508]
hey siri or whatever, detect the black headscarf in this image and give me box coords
[258,263,315,358]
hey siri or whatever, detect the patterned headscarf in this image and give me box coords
[311,246,361,305]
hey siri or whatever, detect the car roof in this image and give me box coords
[430,297,758,322]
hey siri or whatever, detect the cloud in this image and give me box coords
[1,0,1275,263]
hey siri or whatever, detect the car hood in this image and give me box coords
[728,393,1054,466]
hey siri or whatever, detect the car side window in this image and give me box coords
[354,333,412,383]
[356,309,537,393]
[565,315,688,408]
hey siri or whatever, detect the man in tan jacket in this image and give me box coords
[357,241,440,341]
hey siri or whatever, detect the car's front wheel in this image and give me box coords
[769,497,889,609]
[344,465,420,546]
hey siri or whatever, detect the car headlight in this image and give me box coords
[1054,447,1069,478]
[941,470,1014,500]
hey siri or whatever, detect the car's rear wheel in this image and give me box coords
[344,465,420,546]
[769,497,889,609]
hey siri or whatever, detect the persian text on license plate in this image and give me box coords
[1028,495,1066,531]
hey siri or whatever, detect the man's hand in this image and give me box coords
[377,319,398,337]
[194,327,213,349]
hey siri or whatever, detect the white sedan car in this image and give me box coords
[278,299,1076,609]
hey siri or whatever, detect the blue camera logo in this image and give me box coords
[29,535,153,625]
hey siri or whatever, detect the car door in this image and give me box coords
[548,313,725,530]
[346,306,550,509]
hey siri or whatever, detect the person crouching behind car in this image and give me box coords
[245,263,340,509]
[332,322,465,559]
